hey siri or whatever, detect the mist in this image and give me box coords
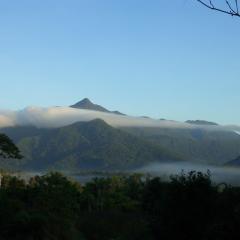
[0,106,239,134]
[0,106,198,128]
[138,162,240,186]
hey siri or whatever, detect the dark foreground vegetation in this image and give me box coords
[0,171,240,240]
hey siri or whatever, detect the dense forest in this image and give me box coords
[0,171,240,240]
[0,120,180,171]
[2,119,240,171]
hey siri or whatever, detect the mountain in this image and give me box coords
[1,99,240,169]
[2,120,240,171]
[70,98,109,112]
[185,120,219,126]
[0,119,180,171]
[70,98,125,115]
[120,126,240,165]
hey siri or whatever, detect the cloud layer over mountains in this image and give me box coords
[0,106,192,128]
[0,106,239,133]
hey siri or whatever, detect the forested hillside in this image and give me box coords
[0,120,180,171]
[122,127,240,164]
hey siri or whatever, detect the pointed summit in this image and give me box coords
[70,98,125,115]
[70,98,109,112]
[78,98,92,105]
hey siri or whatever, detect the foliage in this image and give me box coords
[0,133,22,159]
[0,171,240,239]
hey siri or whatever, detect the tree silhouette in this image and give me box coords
[197,0,240,17]
[0,134,22,159]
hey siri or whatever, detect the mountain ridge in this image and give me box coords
[185,120,219,126]
[0,119,181,171]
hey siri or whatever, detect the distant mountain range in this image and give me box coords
[0,98,240,171]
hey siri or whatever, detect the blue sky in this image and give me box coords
[0,0,240,124]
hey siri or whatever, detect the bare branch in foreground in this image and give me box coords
[197,0,240,17]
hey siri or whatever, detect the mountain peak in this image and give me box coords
[70,98,125,116]
[79,98,92,104]
[72,98,94,106]
[70,98,109,112]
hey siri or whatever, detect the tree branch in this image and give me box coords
[197,0,240,17]
[235,0,239,13]
[226,1,236,14]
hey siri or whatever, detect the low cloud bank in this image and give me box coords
[138,162,240,186]
[0,106,238,134]
[0,106,194,129]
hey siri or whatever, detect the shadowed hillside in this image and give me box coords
[0,119,180,171]
[121,127,240,165]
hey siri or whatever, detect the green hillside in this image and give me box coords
[121,127,240,165]
[2,119,240,171]
[0,119,180,171]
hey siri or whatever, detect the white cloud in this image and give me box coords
[0,106,238,133]
[0,106,192,129]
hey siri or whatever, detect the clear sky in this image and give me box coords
[0,0,240,124]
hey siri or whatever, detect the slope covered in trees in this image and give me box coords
[0,119,180,171]
[122,126,240,164]
[1,118,240,170]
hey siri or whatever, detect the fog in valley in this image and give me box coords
[2,106,240,186]
[137,162,240,186]
[14,162,240,186]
